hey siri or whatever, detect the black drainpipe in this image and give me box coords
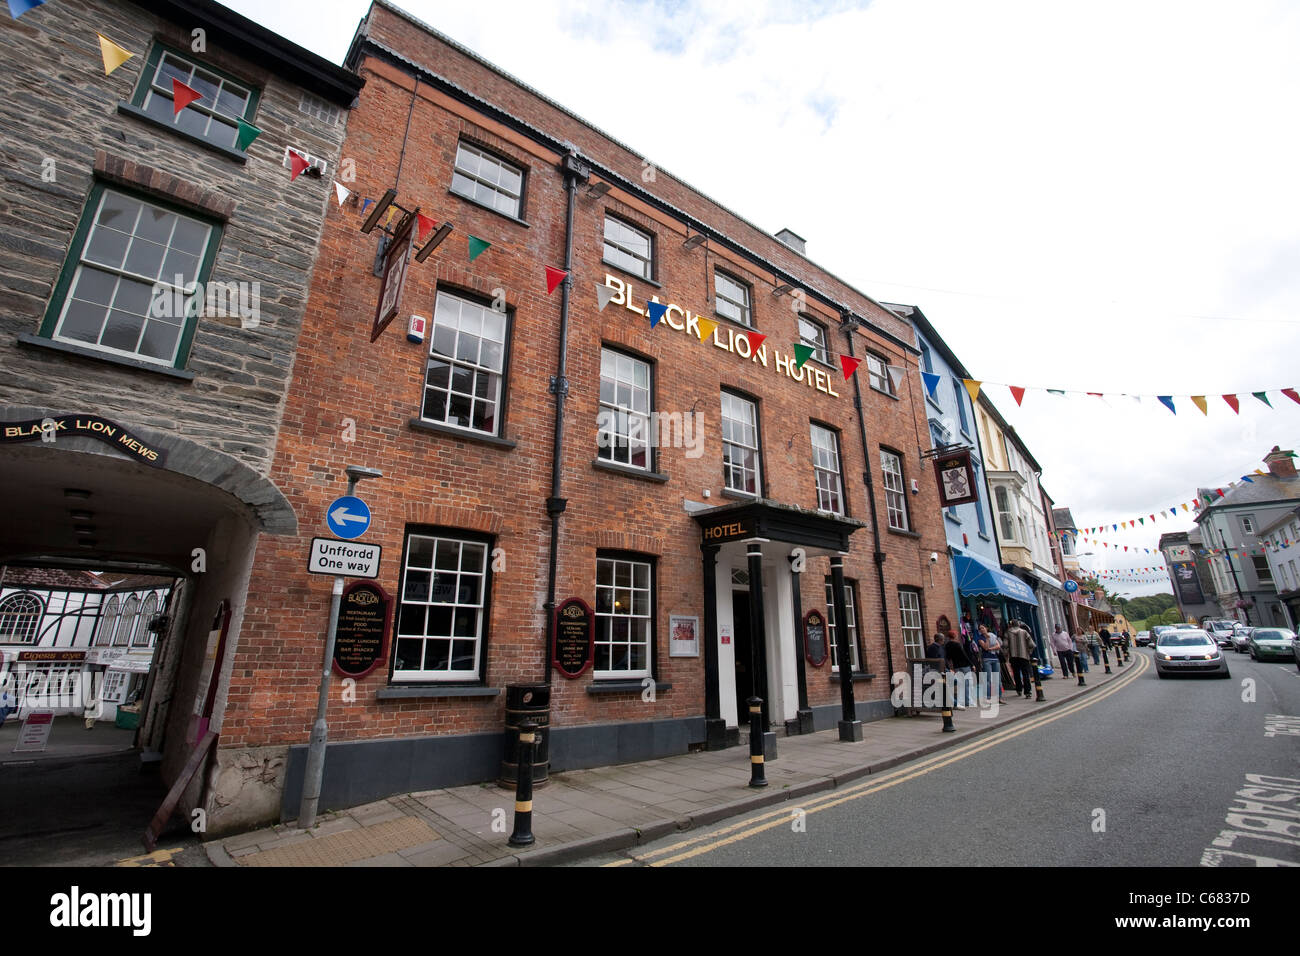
[842,313,896,682]
[542,152,589,683]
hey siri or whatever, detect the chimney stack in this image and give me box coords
[1264,445,1297,479]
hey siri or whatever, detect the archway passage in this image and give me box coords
[0,429,294,864]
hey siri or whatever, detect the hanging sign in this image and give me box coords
[932,447,979,507]
[332,581,392,679]
[803,609,828,667]
[370,211,416,343]
[552,597,595,678]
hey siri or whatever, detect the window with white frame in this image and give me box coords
[797,316,831,366]
[866,352,895,396]
[880,448,910,531]
[423,290,508,436]
[0,592,43,644]
[810,423,844,515]
[1241,516,1256,535]
[96,595,120,646]
[393,532,489,682]
[46,186,219,367]
[132,593,159,647]
[899,588,924,659]
[714,270,752,327]
[450,142,525,218]
[721,391,761,495]
[1252,555,1272,583]
[595,555,652,678]
[995,486,1016,543]
[825,578,860,671]
[101,670,130,705]
[598,348,651,469]
[115,595,139,646]
[602,216,653,279]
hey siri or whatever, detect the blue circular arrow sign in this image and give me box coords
[1064,580,1079,593]
[326,495,372,539]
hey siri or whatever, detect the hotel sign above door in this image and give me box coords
[700,515,757,544]
[600,276,841,398]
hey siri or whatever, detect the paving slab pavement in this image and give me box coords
[205,656,1140,867]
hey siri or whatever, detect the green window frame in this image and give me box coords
[38,181,224,369]
[129,42,261,152]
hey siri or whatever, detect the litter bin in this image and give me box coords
[499,683,550,789]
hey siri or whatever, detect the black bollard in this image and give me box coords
[1102,647,1112,674]
[507,720,536,847]
[747,696,767,788]
[1077,662,1086,687]
[941,668,955,733]
[1033,663,1046,702]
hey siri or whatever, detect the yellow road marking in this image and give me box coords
[604,655,1147,867]
[115,847,183,867]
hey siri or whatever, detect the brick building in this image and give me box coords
[0,0,360,816]
[207,0,958,831]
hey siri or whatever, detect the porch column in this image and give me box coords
[830,554,862,741]
[789,551,814,735]
[701,543,728,750]
[746,541,771,731]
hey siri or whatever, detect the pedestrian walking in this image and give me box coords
[1099,626,1113,673]
[1006,618,1037,699]
[1073,628,1090,673]
[1086,626,1102,665]
[1050,624,1076,677]
[944,628,975,708]
[978,624,1004,703]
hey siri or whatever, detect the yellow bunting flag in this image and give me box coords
[382,206,397,227]
[963,379,982,402]
[1191,395,1208,415]
[696,317,718,342]
[97,33,135,76]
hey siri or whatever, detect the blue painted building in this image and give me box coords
[885,304,1024,641]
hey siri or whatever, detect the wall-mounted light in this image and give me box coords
[586,181,612,199]
[772,283,794,297]
[682,233,707,250]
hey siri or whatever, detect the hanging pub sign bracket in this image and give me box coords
[931,445,980,507]
[370,207,417,343]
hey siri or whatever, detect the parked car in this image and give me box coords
[1231,625,1255,654]
[1205,620,1237,648]
[1248,627,1296,662]
[1136,630,1151,646]
[1155,628,1230,679]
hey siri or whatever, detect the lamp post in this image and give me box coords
[298,465,383,829]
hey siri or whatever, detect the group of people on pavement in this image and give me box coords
[924,614,1136,709]
[923,614,1038,707]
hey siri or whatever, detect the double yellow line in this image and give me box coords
[605,653,1148,866]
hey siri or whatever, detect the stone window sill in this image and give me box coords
[447,188,530,228]
[17,333,195,381]
[376,685,501,700]
[887,526,922,540]
[408,418,517,450]
[592,459,669,483]
[117,103,250,165]
[601,259,661,289]
[829,671,875,683]
[586,680,672,695]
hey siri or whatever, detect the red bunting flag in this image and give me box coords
[1087,392,1103,398]
[287,150,310,181]
[1223,394,1240,414]
[545,267,568,294]
[1009,386,1026,406]
[416,213,435,241]
[743,331,767,353]
[840,355,862,381]
[172,78,202,114]
[1283,388,1300,407]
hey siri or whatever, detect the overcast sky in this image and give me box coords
[223,0,1300,596]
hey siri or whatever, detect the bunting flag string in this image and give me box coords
[416,214,435,242]
[544,267,568,295]
[1069,463,1275,536]
[467,236,490,261]
[171,78,202,114]
[287,150,310,182]
[922,371,941,398]
[334,182,351,206]
[235,120,261,151]
[595,283,614,312]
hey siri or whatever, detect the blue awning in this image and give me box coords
[952,554,1039,606]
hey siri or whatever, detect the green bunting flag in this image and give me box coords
[236,120,261,151]
[793,344,815,369]
[1253,391,1272,407]
[468,235,490,261]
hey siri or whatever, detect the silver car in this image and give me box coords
[1155,628,1231,679]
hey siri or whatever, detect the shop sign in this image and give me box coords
[1173,561,1205,605]
[601,276,841,398]
[552,597,595,678]
[332,582,392,679]
[804,609,828,667]
[700,516,756,544]
[0,414,167,466]
[932,447,978,507]
[17,650,85,662]
[15,711,54,753]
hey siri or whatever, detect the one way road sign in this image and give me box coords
[308,538,382,579]
[326,495,371,539]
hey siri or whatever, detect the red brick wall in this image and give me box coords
[219,27,955,751]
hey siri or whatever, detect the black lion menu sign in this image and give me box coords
[552,597,595,678]
[332,582,391,679]
[804,609,828,667]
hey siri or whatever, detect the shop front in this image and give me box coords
[951,552,1040,647]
